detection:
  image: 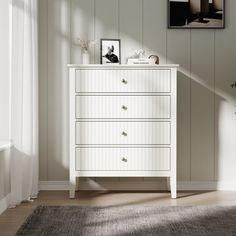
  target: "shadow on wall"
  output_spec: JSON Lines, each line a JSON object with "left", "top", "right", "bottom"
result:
{"left": 38, "top": 0, "right": 236, "bottom": 185}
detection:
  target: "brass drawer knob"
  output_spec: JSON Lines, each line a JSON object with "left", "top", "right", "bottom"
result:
{"left": 122, "top": 157, "right": 127, "bottom": 162}
{"left": 122, "top": 105, "right": 128, "bottom": 110}
{"left": 122, "top": 79, "right": 128, "bottom": 84}
{"left": 122, "top": 131, "right": 127, "bottom": 136}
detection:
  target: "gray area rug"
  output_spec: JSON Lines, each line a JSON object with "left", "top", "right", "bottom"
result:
{"left": 16, "top": 205, "right": 236, "bottom": 236}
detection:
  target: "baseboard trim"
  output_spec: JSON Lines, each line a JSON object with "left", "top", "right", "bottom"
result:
{"left": 178, "top": 181, "right": 217, "bottom": 191}
{"left": 39, "top": 180, "right": 236, "bottom": 191}
{"left": 179, "top": 181, "right": 236, "bottom": 191}
{"left": 39, "top": 181, "right": 70, "bottom": 191}
{"left": 39, "top": 180, "right": 168, "bottom": 191}
{"left": 0, "top": 193, "right": 11, "bottom": 215}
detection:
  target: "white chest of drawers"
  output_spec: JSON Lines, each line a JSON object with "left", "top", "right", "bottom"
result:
{"left": 68, "top": 64, "right": 178, "bottom": 198}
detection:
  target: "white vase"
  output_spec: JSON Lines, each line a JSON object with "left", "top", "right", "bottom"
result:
{"left": 82, "top": 50, "right": 90, "bottom": 64}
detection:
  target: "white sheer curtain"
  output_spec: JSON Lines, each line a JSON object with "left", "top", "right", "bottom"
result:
{"left": 10, "top": 0, "right": 38, "bottom": 206}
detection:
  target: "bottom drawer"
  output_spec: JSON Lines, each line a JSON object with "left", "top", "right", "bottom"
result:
{"left": 75, "top": 147, "right": 170, "bottom": 171}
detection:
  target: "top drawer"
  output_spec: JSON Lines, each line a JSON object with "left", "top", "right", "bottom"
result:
{"left": 75, "top": 69, "right": 171, "bottom": 93}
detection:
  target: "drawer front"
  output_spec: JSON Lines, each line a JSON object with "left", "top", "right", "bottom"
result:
{"left": 75, "top": 95, "right": 171, "bottom": 119}
{"left": 75, "top": 69, "right": 171, "bottom": 93}
{"left": 75, "top": 121, "right": 170, "bottom": 145}
{"left": 75, "top": 147, "right": 170, "bottom": 171}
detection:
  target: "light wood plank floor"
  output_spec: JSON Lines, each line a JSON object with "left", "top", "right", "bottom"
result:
{"left": 1, "top": 191, "right": 236, "bottom": 236}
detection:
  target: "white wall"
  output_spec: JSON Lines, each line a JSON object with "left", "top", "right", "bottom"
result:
{"left": 0, "top": 0, "right": 10, "bottom": 142}
{"left": 39, "top": 0, "right": 236, "bottom": 187}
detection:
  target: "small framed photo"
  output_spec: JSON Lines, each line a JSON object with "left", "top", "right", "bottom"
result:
{"left": 168, "top": 0, "right": 225, "bottom": 29}
{"left": 100, "top": 39, "right": 121, "bottom": 64}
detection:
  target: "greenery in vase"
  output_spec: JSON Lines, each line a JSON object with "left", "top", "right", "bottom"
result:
{"left": 231, "top": 81, "right": 236, "bottom": 88}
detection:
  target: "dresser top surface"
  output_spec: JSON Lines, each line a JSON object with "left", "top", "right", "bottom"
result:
{"left": 67, "top": 64, "right": 179, "bottom": 69}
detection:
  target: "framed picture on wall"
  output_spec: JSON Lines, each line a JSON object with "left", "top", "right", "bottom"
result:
{"left": 100, "top": 39, "right": 121, "bottom": 64}
{"left": 168, "top": 0, "right": 225, "bottom": 29}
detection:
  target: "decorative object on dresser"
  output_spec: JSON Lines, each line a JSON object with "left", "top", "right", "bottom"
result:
{"left": 68, "top": 64, "right": 178, "bottom": 199}
{"left": 148, "top": 55, "right": 160, "bottom": 65}
{"left": 127, "top": 49, "right": 149, "bottom": 65}
{"left": 127, "top": 50, "right": 160, "bottom": 65}
{"left": 100, "top": 39, "right": 121, "bottom": 64}
{"left": 76, "top": 38, "right": 96, "bottom": 64}
{"left": 127, "top": 58, "right": 154, "bottom": 65}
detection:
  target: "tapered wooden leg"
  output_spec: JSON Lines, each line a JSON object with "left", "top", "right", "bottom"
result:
{"left": 167, "top": 177, "right": 171, "bottom": 192}
{"left": 170, "top": 176, "right": 177, "bottom": 199}
{"left": 69, "top": 176, "right": 77, "bottom": 199}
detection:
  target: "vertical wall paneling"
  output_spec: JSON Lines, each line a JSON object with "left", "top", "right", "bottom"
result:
{"left": 71, "top": 0, "right": 95, "bottom": 64}
{"left": 119, "top": 0, "right": 143, "bottom": 64}
{"left": 167, "top": 30, "right": 191, "bottom": 181}
{"left": 143, "top": 0, "right": 167, "bottom": 63}
{"left": 214, "top": 0, "right": 236, "bottom": 182}
{"left": 94, "top": 0, "right": 119, "bottom": 64}
{"left": 39, "top": 0, "right": 48, "bottom": 180}
{"left": 190, "top": 30, "right": 215, "bottom": 181}
{"left": 47, "top": 0, "right": 71, "bottom": 180}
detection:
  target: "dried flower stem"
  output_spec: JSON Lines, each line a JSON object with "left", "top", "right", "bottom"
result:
{"left": 76, "top": 38, "right": 97, "bottom": 51}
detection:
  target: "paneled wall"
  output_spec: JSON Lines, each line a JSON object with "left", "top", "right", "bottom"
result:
{"left": 39, "top": 0, "right": 236, "bottom": 185}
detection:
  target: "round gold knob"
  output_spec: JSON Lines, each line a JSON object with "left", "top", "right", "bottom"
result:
{"left": 122, "top": 105, "right": 128, "bottom": 110}
{"left": 122, "top": 157, "right": 127, "bottom": 162}
{"left": 122, "top": 131, "right": 127, "bottom": 136}
{"left": 122, "top": 79, "right": 128, "bottom": 84}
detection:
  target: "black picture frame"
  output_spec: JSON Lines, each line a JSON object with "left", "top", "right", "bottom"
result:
{"left": 100, "top": 39, "right": 121, "bottom": 64}
{"left": 168, "top": 0, "right": 225, "bottom": 29}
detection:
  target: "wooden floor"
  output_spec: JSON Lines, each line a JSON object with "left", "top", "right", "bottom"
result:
{"left": 1, "top": 190, "right": 236, "bottom": 235}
